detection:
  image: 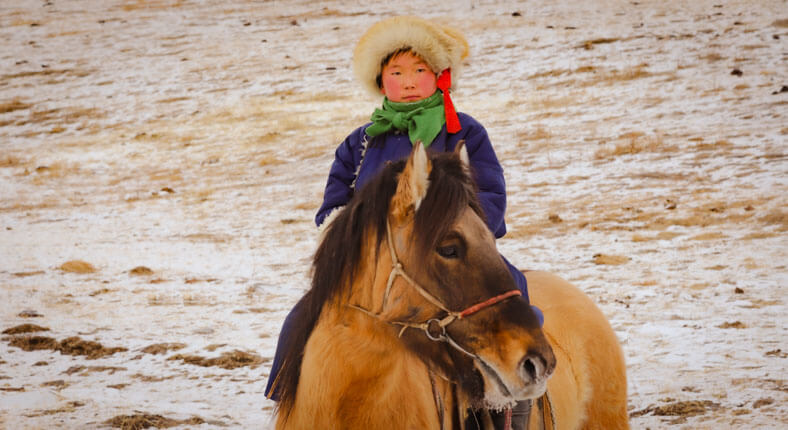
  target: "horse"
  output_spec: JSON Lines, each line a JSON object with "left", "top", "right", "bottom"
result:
{"left": 271, "top": 142, "right": 628, "bottom": 429}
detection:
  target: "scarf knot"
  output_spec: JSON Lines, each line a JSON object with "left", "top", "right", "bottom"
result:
{"left": 365, "top": 91, "right": 445, "bottom": 147}
{"left": 390, "top": 111, "right": 411, "bottom": 130}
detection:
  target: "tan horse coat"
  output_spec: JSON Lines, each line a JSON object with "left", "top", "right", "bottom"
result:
{"left": 526, "top": 271, "right": 629, "bottom": 429}
{"left": 275, "top": 145, "right": 628, "bottom": 429}
{"left": 278, "top": 271, "right": 629, "bottom": 429}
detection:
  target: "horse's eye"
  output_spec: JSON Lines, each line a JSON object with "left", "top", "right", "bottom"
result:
{"left": 437, "top": 245, "right": 459, "bottom": 259}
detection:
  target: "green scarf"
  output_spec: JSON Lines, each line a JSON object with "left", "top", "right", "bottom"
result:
{"left": 365, "top": 91, "right": 445, "bottom": 147}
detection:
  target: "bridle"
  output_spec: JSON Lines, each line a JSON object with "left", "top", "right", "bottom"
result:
{"left": 351, "top": 219, "right": 522, "bottom": 384}
{"left": 349, "top": 219, "right": 525, "bottom": 429}
{"left": 349, "top": 219, "right": 543, "bottom": 430}
{"left": 353, "top": 220, "right": 521, "bottom": 340}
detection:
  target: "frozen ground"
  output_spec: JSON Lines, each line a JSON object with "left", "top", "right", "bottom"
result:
{"left": 1, "top": 0, "right": 786, "bottom": 428}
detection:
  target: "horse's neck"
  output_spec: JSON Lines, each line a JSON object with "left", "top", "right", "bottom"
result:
{"left": 288, "top": 305, "right": 454, "bottom": 429}
{"left": 282, "top": 239, "right": 463, "bottom": 429}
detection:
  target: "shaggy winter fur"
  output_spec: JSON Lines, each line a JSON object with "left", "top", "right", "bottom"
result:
{"left": 353, "top": 16, "right": 469, "bottom": 97}
{"left": 272, "top": 144, "right": 628, "bottom": 429}
{"left": 525, "top": 271, "right": 629, "bottom": 429}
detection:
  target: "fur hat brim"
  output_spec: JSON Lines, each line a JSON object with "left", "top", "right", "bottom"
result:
{"left": 353, "top": 16, "right": 469, "bottom": 97}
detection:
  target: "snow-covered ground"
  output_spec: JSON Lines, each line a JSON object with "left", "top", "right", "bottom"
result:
{"left": 1, "top": 0, "right": 785, "bottom": 428}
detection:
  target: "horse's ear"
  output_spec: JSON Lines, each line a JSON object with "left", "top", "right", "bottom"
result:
{"left": 454, "top": 139, "right": 471, "bottom": 175}
{"left": 391, "top": 142, "right": 432, "bottom": 223}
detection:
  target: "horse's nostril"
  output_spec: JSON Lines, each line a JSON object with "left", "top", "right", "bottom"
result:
{"left": 522, "top": 356, "right": 539, "bottom": 381}
{"left": 521, "top": 351, "right": 554, "bottom": 382}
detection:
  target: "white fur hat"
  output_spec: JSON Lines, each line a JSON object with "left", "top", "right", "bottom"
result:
{"left": 353, "top": 16, "right": 469, "bottom": 97}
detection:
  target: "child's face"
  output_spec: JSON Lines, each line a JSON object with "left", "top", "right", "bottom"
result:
{"left": 379, "top": 52, "right": 438, "bottom": 103}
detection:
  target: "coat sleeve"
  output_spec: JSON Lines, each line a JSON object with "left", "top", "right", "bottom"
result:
{"left": 461, "top": 118, "right": 507, "bottom": 238}
{"left": 314, "top": 128, "right": 364, "bottom": 227}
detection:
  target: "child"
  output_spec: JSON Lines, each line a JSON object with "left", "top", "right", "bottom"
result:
{"left": 266, "top": 16, "right": 540, "bottom": 427}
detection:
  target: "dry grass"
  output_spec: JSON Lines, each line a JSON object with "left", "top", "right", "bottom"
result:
{"left": 129, "top": 266, "right": 154, "bottom": 276}
{"left": 89, "top": 288, "right": 112, "bottom": 297}
{"left": 11, "top": 106, "right": 105, "bottom": 130}
{"left": 28, "top": 161, "right": 84, "bottom": 183}
{"left": 741, "top": 231, "right": 779, "bottom": 240}
{"left": 718, "top": 321, "right": 747, "bottom": 329}
{"left": 594, "top": 131, "right": 677, "bottom": 159}
{"left": 2, "top": 68, "right": 73, "bottom": 80}
{"left": 0, "top": 155, "right": 25, "bottom": 168}
{"left": 498, "top": 220, "right": 547, "bottom": 240}
{"left": 149, "top": 170, "right": 183, "bottom": 183}
{"left": 157, "top": 96, "right": 190, "bottom": 104}
{"left": 700, "top": 52, "right": 726, "bottom": 62}
{"left": 45, "top": 29, "right": 89, "bottom": 38}
{"left": 0, "top": 99, "right": 31, "bottom": 113}
{"left": 40, "top": 380, "right": 69, "bottom": 389}
{"left": 759, "top": 210, "right": 787, "bottom": 229}
{"left": 147, "top": 294, "right": 177, "bottom": 306}
{"left": 523, "top": 192, "right": 775, "bottom": 237}
{"left": 64, "top": 365, "right": 127, "bottom": 376}
{"left": 167, "top": 349, "right": 265, "bottom": 370}
{"left": 7, "top": 335, "right": 127, "bottom": 359}
{"left": 182, "top": 293, "right": 212, "bottom": 306}
{"left": 689, "top": 232, "right": 727, "bottom": 241}
{"left": 292, "top": 201, "right": 318, "bottom": 211}
{"left": 529, "top": 66, "right": 596, "bottom": 80}
{"left": 257, "top": 131, "right": 282, "bottom": 145}
{"left": 119, "top": 0, "right": 187, "bottom": 12}
{"left": 694, "top": 139, "right": 734, "bottom": 151}
{"left": 579, "top": 37, "right": 621, "bottom": 50}
{"left": 13, "top": 270, "right": 45, "bottom": 277}
{"left": 58, "top": 260, "right": 97, "bottom": 274}
{"left": 632, "top": 400, "right": 721, "bottom": 418}
{"left": 3, "top": 324, "right": 50, "bottom": 335}
{"left": 24, "top": 401, "right": 85, "bottom": 418}
{"left": 631, "top": 232, "right": 683, "bottom": 242}
{"left": 141, "top": 342, "right": 186, "bottom": 355}
{"left": 257, "top": 154, "right": 285, "bottom": 167}
{"left": 530, "top": 95, "right": 580, "bottom": 112}
{"left": 529, "top": 63, "right": 653, "bottom": 93}
{"left": 772, "top": 19, "right": 788, "bottom": 28}
{"left": 592, "top": 254, "right": 630, "bottom": 265}
{"left": 546, "top": 63, "right": 660, "bottom": 90}
{"left": 104, "top": 412, "right": 204, "bottom": 430}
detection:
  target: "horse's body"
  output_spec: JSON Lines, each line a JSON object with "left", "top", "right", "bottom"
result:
{"left": 273, "top": 144, "right": 627, "bottom": 429}
{"left": 525, "top": 271, "right": 628, "bottom": 429}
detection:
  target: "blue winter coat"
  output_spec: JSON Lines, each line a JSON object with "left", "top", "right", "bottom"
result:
{"left": 315, "top": 112, "right": 508, "bottom": 238}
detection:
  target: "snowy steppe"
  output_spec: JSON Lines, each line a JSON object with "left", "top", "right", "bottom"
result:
{"left": 1, "top": 0, "right": 786, "bottom": 428}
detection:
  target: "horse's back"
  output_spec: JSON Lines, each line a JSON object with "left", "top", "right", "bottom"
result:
{"left": 525, "top": 271, "right": 629, "bottom": 430}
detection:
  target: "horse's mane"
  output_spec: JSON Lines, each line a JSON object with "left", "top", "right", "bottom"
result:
{"left": 275, "top": 151, "right": 485, "bottom": 416}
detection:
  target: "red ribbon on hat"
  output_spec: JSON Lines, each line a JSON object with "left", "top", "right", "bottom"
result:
{"left": 437, "top": 69, "right": 461, "bottom": 133}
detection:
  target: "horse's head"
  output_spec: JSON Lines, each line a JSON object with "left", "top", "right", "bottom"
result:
{"left": 364, "top": 143, "right": 556, "bottom": 409}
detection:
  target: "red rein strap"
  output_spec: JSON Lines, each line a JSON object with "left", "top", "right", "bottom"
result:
{"left": 458, "top": 290, "right": 522, "bottom": 319}
{"left": 504, "top": 407, "right": 513, "bottom": 430}
{"left": 436, "top": 69, "right": 461, "bottom": 134}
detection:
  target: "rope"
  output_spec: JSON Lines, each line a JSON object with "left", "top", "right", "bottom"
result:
{"left": 458, "top": 290, "right": 521, "bottom": 318}
{"left": 429, "top": 373, "right": 445, "bottom": 430}
{"left": 540, "top": 391, "right": 556, "bottom": 430}
{"left": 385, "top": 222, "right": 451, "bottom": 312}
